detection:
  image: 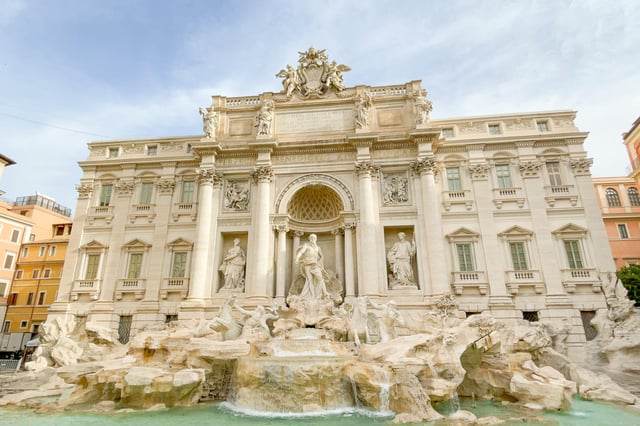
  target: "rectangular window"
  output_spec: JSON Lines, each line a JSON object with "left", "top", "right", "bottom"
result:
{"left": 99, "top": 184, "right": 113, "bottom": 206}
{"left": 127, "top": 253, "right": 143, "bottom": 279}
{"left": 38, "top": 246, "right": 45, "bottom": 257}
{"left": 20, "top": 320, "right": 28, "bottom": 329}
{"left": 186, "top": 144, "right": 193, "bottom": 153}
{"left": 3, "top": 253, "right": 15, "bottom": 269}
{"left": 488, "top": 124, "right": 501, "bottom": 135}
{"left": 118, "top": 315, "right": 133, "bottom": 344}
{"left": 442, "top": 128, "right": 454, "bottom": 138}
{"left": 22, "top": 247, "right": 28, "bottom": 258}
{"left": 108, "top": 147, "right": 119, "bottom": 158}
{"left": 523, "top": 311, "right": 539, "bottom": 322}
{"left": 546, "top": 161, "right": 563, "bottom": 186}
{"left": 509, "top": 242, "right": 529, "bottom": 270}
{"left": 29, "top": 234, "right": 35, "bottom": 242}
{"left": 446, "top": 167, "right": 462, "bottom": 191}
{"left": 139, "top": 182, "right": 154, "bottom": 205}
{"left": 171, "top": 252, "right": 188, "bottom": 277}
{"left": 56, "top": 225, "right": 65, "bottom": 236}
{"left": 537, "top": 121, "right": 549, "bottom": 132}
{"left": 26, "top": 292, "right": 34, "bottom": 305}
{"left": 455, "top": 243, "right": 474, "bottom": 272}
{"left": 181, "top": 181, "right": 195, "bottom": 203}
{"left": 2, "top": 321, "right": 9, "bottom": 333}
{"left": 37, "top": 291, "right": 46, "bottom": 305}
{"left": 43, "top": 269, "right": 51, "bottom": 278}
{"left": 32, "top": 269, "right": 40, "bottom": 279}
{"left": 0, "top": 282, "right": 7, "bottom": 298}
{"left": 10, "top": 229, "right": 20, "bottom": 243}
{"left": 564, "top": 240, "right": 584, "bottom": 269}
{"left": 49, "top": 246, "right": 56, "bottom": 256}
{"left": 7, "top": 293, "right": 18, "bottom": 305}
{"left": 618, "top": 224, "right": 629, "bottom": 239}
{"left": 15, "top": 270, "right": 23, "bottom": 279}
{"left": 495, "top": 164, "right": 512, "bottom": 188}
{"left": 147, "top": 145, "right": 157, "bottom": 156}
{"left": 85, "top": 254, "right": 101, "bottom": 280}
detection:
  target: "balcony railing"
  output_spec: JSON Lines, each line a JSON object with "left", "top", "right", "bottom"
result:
{"left": 504, "top": 270, "right": 544, "bottom": 294}
{"left": 115, "top": 278, "right": 146, "bottom": 300}
{"left": 442, "top": 190, "right": 473, "bottom": 211}
{"left": 544, "top": 185, "right": 578, "bottom": 207}
{"left": 560, "top": 268, "right": 600, "bottom": 293}
{"left": 172, "top": 202, "right": 198, "bottom": 222}
{"left": 70, "top": 279, "right": 101, "bottom": 300}
{"left": 160, "top": 277, "right": 190, "bottom": 299}
{"left": 451, "top": 271, "right": 488, "bottom": 295}
{"left": 492, "top": 187, "right": 525, "bottom": 209}
{"left": 128, "top": 204, "right": 156, "bottom": 223}
{"left": 88, "top": 205, "right": 114, "bottom": 225}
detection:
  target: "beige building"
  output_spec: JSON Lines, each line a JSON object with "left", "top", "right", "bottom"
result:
{"left": 51, "top": 48, "right": 612, "bottom": 355}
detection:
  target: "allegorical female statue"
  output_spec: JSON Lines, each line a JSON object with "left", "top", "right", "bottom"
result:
{"left": 387, "top": 232, "right": 417, "bottom": 288}
{"left": 219, "top": 238, "right": 246, "bottom": 290}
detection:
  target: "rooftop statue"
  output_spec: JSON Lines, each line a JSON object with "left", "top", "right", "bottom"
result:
{"left": 275, "top": 46, "right": 351, "bottom": 99}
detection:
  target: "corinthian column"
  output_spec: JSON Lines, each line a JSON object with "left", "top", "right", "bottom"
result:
{"left": 248, "top": 166, "right": 274, "bottom": 299}
{"left": 355, "top": 161, "right": 381, "bottom": 295}
{"left": 188, "top": 168, "right": 222, "bottom": 300}
{"left": 274, "top": 222, "right": 289, "bottom": 299}
{"left": 343, "top": 223, "right": 356, "bottom": 298}
{"left": 411, "top": 157, "right": 449, "bottom": 295}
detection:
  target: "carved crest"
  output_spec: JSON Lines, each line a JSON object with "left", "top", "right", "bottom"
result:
{"left": 276, "top": 47, "right": 351, "bottom": 99}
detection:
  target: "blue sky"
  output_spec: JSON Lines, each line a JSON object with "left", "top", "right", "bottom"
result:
{"left": 1, "top": 0, "right": 639, "bottom": 213}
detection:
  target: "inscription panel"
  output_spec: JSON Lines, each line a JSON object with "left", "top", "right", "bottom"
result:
{"left": 276, "top": 109, "right": 353, "bottom": 133}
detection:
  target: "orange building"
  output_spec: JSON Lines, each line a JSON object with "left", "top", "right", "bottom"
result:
{"left": 593, "top": 117, "right": 640, "bottom": 269}
{"left": 0, "top": 223, "right": 72, "bottom": 352}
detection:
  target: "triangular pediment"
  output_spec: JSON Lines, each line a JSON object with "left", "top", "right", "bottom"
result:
{"left": 498, "top": 225, "right": 533, "bottom": 238}
{"left": 167, "top": 238, "right": 193, "bottom": 249}
{"left": 123, "top": 238, "right": 151, "bottom": 249}
{"left": 81, "top": 240, "right": 108, "bottom": 250}
{"left": 552, "top": 223, "right": 588, "bottom": 236}
{"left": 446, "top": 227, "right": 479, "bottom": 242}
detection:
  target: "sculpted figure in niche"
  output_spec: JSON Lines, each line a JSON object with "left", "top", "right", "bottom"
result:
{"left": 295, "top": 234, "right": 330, "bottom": 300}
{"left": 383, "top": 175, "right": 409, "bottom": 204}
{"left": 255, "top": 100, "right": 275, "bottom": 136}
{"left": 387, "top": 232, "right": 417, "bottom": 288}
{"left": 198, "top": 107, "right": 218, "bottom": 139}
{"left": 225, "top": 182, "right": 249, "bottom": 210}
{"left": 354, "top": 92, "right": 371, "bottom": 130}
{"left": 218, "top": 238, "right": 246, "bottom": 291}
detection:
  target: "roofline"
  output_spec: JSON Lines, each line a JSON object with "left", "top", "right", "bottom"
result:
{"left": 622, "top": 116, "right": 640, "bottom": 141}
{"left": 0, "top": 153, "right": 16, "bottom": 166}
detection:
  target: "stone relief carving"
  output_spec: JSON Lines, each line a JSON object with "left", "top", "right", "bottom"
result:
{"left": 459, "top": 121, "right": 484, "bottom": 133}
{"left": 224, "top": 181, "right": 250, "bottom": 211}
{"left": 569, "top": 158, "right": 593, "bottom": 176}
{"left": 468, "top": 163, "right": 491, "bottom": 180}
{"left": 505, "top": 118, "right": 534, "bottom": 130}
{"left": 255, "top": 100, "right": 275, "bottom": 136}
{"left": 76, "top": 183, "right": 94, "bottom": 198}
{"left": 387, "top": 232, "right": 417, "bottom": 289}
{"left": 383, "top": 173, "right": 409, "bottom": 204}
{"left": 123, "top": 144, "right": 144, "bottom": 154}
{"left": 518, "top": 160, "right": 542, "bottom": 178}
{"left": 199, "top": 107, "right": 218, "bottom": 139}
{"left": 354, "top": 92, "right": 372, "bottom": 130}
{"left": 218, "top": 238, "right": 246, "bottom": 291}
{"left": 275, "top": 47, "right": 351, "bottom": 99}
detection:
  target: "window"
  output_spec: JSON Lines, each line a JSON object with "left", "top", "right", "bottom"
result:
{"left": 580, "top": 311, "right": 597, "bottom": 341}
{"left": 165, "top": 314, "right": 178, "bottom": 324}
{"left": 488, "top": 124, "right": 501, "bottom": 135}
{"left": 2, "top": 322, "right": 9, "bottom": 333}
{"left": 108, "top": 147, "right": 119, "bottom": 158}
{"left": 628, "top": 188, "right": 640, "bottom": 206}
{"left": 446, "top": 167, "right": 462, "bottom": 191}
{"left": 171, "top": 252, "right": 188, "bottom": 277}
{"left": 15, "top": 270, "right": 23, "bottom": 279}
{"left": 127, "top": 253, "right": 143, "bottom": 279}
{"left": 32, "top": 269, "right": 40, "bottom": 279}
{"left": 186, "top": 144, "right": 193, "bottom": 153}
{"left": 38, "top": 246, "right": 46, "bottom": 257}
{"left": 20, "top": 320, "right": 28, "bottom": 329}
{"left": 37, "top": 291, "right": 46, "bottom": 305}
{"left": 99, "top": 184, "right": 113, "bottom": 206}
{"left": 49, "top": 246, "right": 56, "bottom": 256}
{"left": 442, "top": 128, "right": 454, "bottom": 138}
{"left": 26, "top": 292, "right": 34, "bottom": 305}
{"left": 10, "top": 229, "right": 20, "bottom": 243}
{"left": 55, "top": 225, "right": 65, "bottom": 236}
{"left": 618, "top": 224, "right": 629, "bottom": 239}
{"left": 118, "top": 315, "right": 132, "bottom": 344}
{"left": 0, "top": 282, "right": 7, "bottom": 298}
{"left": 606, "top": 188, "right": 621, "bottom": 207}
{"left": 509, "top": 242, "right": 529, "bottom": 270}
{"left": 147, "top": 145, "right": 158, "bottom": 156}
{"left": 85, "top": 254, "right": 101, "bottom": 280}
{"left": 537, "top": 121, "right": 549, "bottom": 132}
{"left": 181, "top": 181, "right": 195, "bottom": 203}
{"left": 3, "top": 253, "right": 15, "bottom": 269}
{"left": 139, "top": 182, "right": 154, "bottom": 205}
{"left": 495, "top": 164, "right": 512, "bottom": 188}
{"left": 455, "top": 243, "right": 475, "bottom": 272}
{"left": 22, "top": 247, "right": 28, "bottom": 258}
{"left": 7, "top": 293, "right": 18, "bottom": 305}
{"left": 564, "top": 240, "right": 584, "bottom": 269}
{"left": 29, "top": 234, "right": 35, "bottom": 242}
{"left": 546, "top": 161, "right": 563, "bottom": 186}
{"left": 43, "top": 269, "right": 51, "bottom": 278}
{"left": 522, "top": 311, "right": 539, "bottom": 322}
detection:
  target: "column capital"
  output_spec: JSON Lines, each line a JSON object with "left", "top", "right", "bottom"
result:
{"left": 115, "top": 179, "right": 135, "bottom": 197}
{"left": 342, "top": 222, "right": 357, "bottom": 230}
{"left": 569, "top": 157, "right": 593, "bottom": 176}
{"left": 467, "top": 162, "right": 491, "bottom": 180}
{"left": 410, "top": 157, "right": 437, "bottom": 175}
{"left": 354, "top": 161, "right": 380, "bottom": 176}
{"left": 273, "top": 222, "right": 289, "bottom": 233}
{"left": 197, "top": 167, "right": 223, "bottom": 185}
{"left": 251, "top": 165, "right": 274, "bottom": 183}
{"left": 292, "top": 230, "right": 305, "bottom": 238}
{"left": 518, "top": 160, "right": 542, "bottom": 178}
{"left": 156, "top": 178, "right": 176, "bottom": 194}
{"left": 331, "top": 227, "right": 344, "bottom": 236}
{"left": 76, "top": 183, "right": 94, "bottom": 198}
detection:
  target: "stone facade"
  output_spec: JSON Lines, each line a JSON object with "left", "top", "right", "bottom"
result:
{"left": 50, "top": 49, "right": 613, "bottom": 358}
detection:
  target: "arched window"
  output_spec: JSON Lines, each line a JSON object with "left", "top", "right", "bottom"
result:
{"left": 628, "top": 187, "right": 640, "bottom": 206}
{"left": 606, "top": 188, "right": 621, "bottom": 207}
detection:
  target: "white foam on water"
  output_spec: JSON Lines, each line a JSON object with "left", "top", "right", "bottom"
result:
{"left": 219, "top": 402, "right": 393, "bottom": 419}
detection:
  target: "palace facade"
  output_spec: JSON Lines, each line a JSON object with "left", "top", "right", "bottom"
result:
{"left": 50, "top": 49, "right": 614, "bottom": 355}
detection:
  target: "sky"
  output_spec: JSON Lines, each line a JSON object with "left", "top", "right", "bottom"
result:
{"left": 1, "top": 0, "right": 639, "bottom": 214}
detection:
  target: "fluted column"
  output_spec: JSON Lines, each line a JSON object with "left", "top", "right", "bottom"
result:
{"left": 274, "top": 222, "right": 289, "bottom": 299}
{"left": 343, "top": 223, "right": 356, "bottom": 297}
{"left": 188, "top": 168, "right": 222, "bottom": 300}
{"left": 411, "top": 158, "right": 449, "bottom": 295}
{"left": 248, "top": 166, "right": 273, "bottom": 298}
{"left": 355, "top": 161, "right": 380, "bottom": 295}
{"left": 332, "top": 227, "right": 344, "bottom": 283}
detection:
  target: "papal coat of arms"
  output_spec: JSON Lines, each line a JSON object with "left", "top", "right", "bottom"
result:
{"left": 276, "top": 47, "right": 351, "bottom": 98}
